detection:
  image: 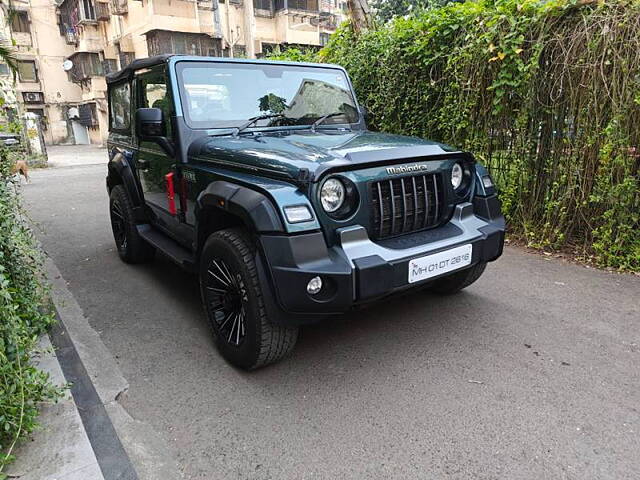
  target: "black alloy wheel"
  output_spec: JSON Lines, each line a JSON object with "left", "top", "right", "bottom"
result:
{"left": 204, "top": 258, "right": 247, "bottom": 347}
{"left": 108, "top": 185, "right": 155, "bottom": 264}
{"left": 199, "top": 228, "right": 298, "bottom": 369}
{"left": 110, "top": 197, "right": 127, "bottom": 251}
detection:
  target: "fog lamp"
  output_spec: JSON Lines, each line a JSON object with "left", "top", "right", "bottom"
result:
{"left": 307, "top": 276, "right": 323, "bottom": 295}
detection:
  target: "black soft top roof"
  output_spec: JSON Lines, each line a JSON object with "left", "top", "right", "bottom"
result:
{"left": 106, "top": 54, "right": 174, "bottom": 84}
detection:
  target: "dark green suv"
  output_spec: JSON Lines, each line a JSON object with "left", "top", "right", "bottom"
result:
{"left": 106, "top": 55, "right": 505, "bottom": 369}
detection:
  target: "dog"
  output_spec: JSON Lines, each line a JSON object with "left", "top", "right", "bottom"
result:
{"left": 12, "top": 159, "right": 30, "bottom": 183}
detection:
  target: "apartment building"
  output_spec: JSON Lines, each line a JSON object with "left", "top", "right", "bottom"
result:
{"left": 5, "top": 0, "right": 346, "bottom": 145}
{"left": 3, "top": 0, "right": 85, "bottom": 144}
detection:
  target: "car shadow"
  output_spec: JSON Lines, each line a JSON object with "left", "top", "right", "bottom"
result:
{"left": 137, "top": 252, "right": 498, "bottom": 383}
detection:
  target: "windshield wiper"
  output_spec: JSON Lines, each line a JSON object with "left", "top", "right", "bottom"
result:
{"left": 310, "top": 112, "right": 345, "bottom": 132}
{"left": 234, "top": 113, "right": 285, "bottom": 137}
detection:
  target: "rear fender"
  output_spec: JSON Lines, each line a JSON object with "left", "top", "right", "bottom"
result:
{"left": 107, "top": 151, "right": 146, "bottom": 222}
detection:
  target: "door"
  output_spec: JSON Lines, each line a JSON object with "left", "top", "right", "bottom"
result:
{"left": 134, "top": 67, "right": 181, "bottom": 237}
{"left": 71, "top": 120, "right": 90, "bottom": 144}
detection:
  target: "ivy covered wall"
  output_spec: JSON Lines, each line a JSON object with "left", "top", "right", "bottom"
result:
{"left": 274, "top": 0, "right": 640, "bottom": 270}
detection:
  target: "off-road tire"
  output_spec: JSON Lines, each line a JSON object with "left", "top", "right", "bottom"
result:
{"left": 109, "top": 185, "right": 155, "bottom": 264}
{"left": 430, "top": 262, "right": 487, "bottom": 295}
{"left": 199, "top": 228, "right": 298, "bottom": 370}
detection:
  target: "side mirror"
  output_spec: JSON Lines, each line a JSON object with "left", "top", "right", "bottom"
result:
{"left": 136, "top": 108, "right": 166, "bottom": 138}
{"left": 135, "top": 108, "right": 174, "bottom": 158}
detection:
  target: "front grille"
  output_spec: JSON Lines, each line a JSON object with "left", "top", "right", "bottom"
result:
{"left": 370, "top": 173, "right": 445, "bottom": 239}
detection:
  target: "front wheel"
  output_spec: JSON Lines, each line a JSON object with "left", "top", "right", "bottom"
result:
{"left": 430, "top": 262, "right": 487, "bottom": 295}
{"left": 199, "top": 228, "right": 298, "bottom": 370}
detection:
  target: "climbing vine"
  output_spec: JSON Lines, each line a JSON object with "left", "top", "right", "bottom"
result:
{"left": 0, "top": 150, "right": 61, "bottom": 475}
{"left": 273, "top": 0, "right": 640, "bottom": 270}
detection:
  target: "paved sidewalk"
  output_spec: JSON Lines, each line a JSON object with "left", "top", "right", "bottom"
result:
{"left": 46, "top": 145, "right": 107, "bottom": 168}
{"left": 5, "top": 255, "right": 181, "bottom": 480}
{"left": 5, "top": 337, "right": 104, "bottom": 480}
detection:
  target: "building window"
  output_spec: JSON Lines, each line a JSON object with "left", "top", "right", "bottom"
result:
{"left": 254, "top": 0, "right": 274, "bottom": 13}
{"left": 276, "top": 0, "right": 318, "bottom": 10}
{"left": 80, "top": 0, "right": 96, "bottom": 21}
{"left": 17, "top": 60, "right": 38, "bottom": 82}
{"left": 68, "top": 53, "right": 103, "bottom": 82}
{"left": 102, "top": 59, "right": 118, "bottom": 75}
{"left": 79, "top": 103, "right": 99, "bottom": 127}
{"left": 109, "top": 83, "right": 131, "bottom": 130}
{"left": 146, "top": 30, "right": 222, "bottom": 57}
{"left": 320, "top": 32, "right": 330, "bottom": 46}
{"left": 11, "top": 11, "right": 30, "bottom": 33}
{"left": 0, "top": 63, "right": 9, "bottom": 76}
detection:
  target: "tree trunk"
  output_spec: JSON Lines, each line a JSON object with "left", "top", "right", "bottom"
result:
{"left": 347, "top": 0, "right": 372, "bottom": 32}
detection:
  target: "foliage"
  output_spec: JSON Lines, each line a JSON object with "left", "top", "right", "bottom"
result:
{"left": 273, "top": 0, "right": 640, "bottom": 270}
{"left": 0, "top": 149, "right": 61, "bottom": 475}
{"left": 370, "top": 0, "right": 455, "bottom": 22}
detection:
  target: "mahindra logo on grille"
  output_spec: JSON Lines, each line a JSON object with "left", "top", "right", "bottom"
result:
{"left": 386, "top": 164, "right": 430, "bottom": 175}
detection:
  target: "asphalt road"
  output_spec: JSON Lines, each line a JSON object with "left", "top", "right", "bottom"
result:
{"left": 23, "top": 160, "right": 640, "bottom": 480}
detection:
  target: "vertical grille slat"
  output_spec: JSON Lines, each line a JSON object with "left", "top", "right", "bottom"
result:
{"left": 422, "top": 175, "right": 430, "bottom": 229}
{"left": 411, "top": 176, "right": 419, "bottom": 230}
{"left": 376, "top": 182, "right": 385, "bottom": 238}
{"left": 432, "top": 173, "right": 440, "bottom": 222}
{"left": 400, "top": 177, "right": 407, "bottom": 233}
{"left": 388, "top": 179, "right": 396, "bottom": 235}
{"left": 370, "top": 172, "right": 445, "bottom": 240}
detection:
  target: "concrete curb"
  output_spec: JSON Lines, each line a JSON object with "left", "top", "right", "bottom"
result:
{"left": 4, "top": 336, "right": 104, "bottom": 480}
{"left": 44, "top": 257, "right": 183, "bottom": 480}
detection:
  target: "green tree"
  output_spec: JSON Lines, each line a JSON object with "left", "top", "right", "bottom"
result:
{"left": 370, "top": 0, "right": 456, "bottom": 22}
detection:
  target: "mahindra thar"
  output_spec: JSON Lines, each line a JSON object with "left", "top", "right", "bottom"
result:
{"left": 106, "top": 55, "right": 505, "bottom": 369}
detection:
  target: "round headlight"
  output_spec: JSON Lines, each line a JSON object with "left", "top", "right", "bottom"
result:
{"left": 451, "top": 163, "right": 463, "bottom": 190}
{"left": 320, "top": 178, "right": 345, "bottom": 213}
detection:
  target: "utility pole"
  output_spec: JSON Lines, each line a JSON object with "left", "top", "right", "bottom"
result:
{"left": 243, "top": 0, "right": 256, "bottom": 58}
{"left": 225, "top": 0, "right": 233, "bottom": 57}
{"left": 212, "top": 0, "right": 223, "bottom": 56}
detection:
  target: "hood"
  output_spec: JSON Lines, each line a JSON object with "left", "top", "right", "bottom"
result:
{"left": 189, "top": 130, "right": 460, "bottom": 181}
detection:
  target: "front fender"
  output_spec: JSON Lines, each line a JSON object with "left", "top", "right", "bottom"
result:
{"left": 196, "top": 181, "right": 285, "bottom": 233}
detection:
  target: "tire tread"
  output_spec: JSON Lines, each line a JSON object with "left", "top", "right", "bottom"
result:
{"left": 206, "top": 228, "right": 297, "bottom": 369}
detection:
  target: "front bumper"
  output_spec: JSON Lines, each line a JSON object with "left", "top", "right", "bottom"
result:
{"left": 259, "top": 196, "right": 505, "bottom": 321}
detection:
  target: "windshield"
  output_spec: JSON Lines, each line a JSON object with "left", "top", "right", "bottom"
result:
{"left": 176, "top": 61, "right": 360, "bottom": 130}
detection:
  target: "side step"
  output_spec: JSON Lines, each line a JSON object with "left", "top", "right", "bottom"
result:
{"left": 136, "top": 224, "right": 196, "bottom": 272}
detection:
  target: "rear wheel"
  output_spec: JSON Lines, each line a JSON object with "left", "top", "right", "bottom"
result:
{"left": 199, "top": 228, "right": 298, "bottom": 370}
{"left": 430, "top": 262, "right": 487, "bottom": 295}
{"left": 109, "top": 185, "right": 155, "bottom": 264}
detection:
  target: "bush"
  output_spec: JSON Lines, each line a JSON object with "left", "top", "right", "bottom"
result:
{"left": 274, "top": 0, "right": 640, "bottom": 270}
{"left": 0, "top": 150, "right": 60, "bottom": 474}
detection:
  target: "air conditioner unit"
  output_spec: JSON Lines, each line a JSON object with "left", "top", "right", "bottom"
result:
{"left": 23, "top": 91, "right": 44, "bottom": 104}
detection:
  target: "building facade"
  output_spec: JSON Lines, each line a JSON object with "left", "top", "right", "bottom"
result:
{"left": 3, "top": 0, "right": 86, "bottom": 144}
{"left": 5, "top": 0, "right": 346, "bottom": 145}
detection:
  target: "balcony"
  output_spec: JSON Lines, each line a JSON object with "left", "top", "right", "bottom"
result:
{"left": 311, "top": 11, "right": 337, "bottom": 29}
{"left": 146, "top": 30, "right": 222, "bottom": 57}
{"left": 254, "top": 0, "right": 274, "bottom": 17}
{"left": 102, "top": 59, "right": 118, "bottom": 75}
{"left": 275, "top": 0, "right": 318, "bottom": 11}
{"left": 59, "top": 0, "right": 98, "bottom": 44}
{"left": 96, "top": 1, "right": 110, "bottom": 20}
{"left": 67, "top": 52, "right": 103, "bottom": 83}
{"left": 111, "top": 0, "right": 128, "bottom": 15}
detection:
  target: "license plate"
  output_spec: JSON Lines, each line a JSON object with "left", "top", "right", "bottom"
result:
{"left": 408, "top": 244, "right": 473, "bottom": 284}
